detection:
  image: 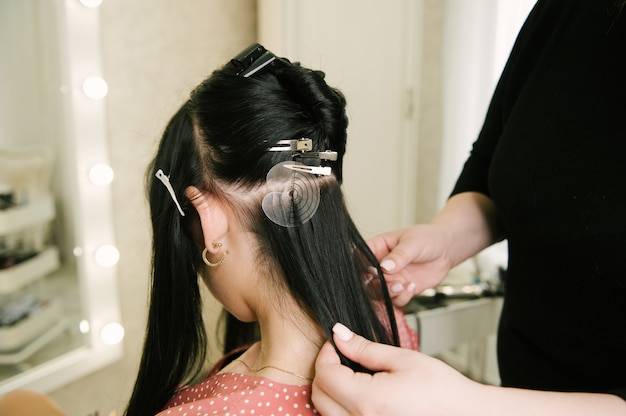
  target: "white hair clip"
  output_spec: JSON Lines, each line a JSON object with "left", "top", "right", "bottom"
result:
{"left": 155, "top": 169, "right": 185, "bottom": 216}
{"left": 283, "top": 164, "right": 332, "bottom": 176}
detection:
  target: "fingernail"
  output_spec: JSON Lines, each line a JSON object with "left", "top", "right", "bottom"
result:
{"left": 367, "top": 266, "right": 378, "bottom": 275}
{"left": 406, "top": 282, "right": 416, "bottom": 293}
{"left": 390, "top": 283, "right": 404, "bottom": 293}
{"left": 380, "top": 259, "right": 396, "bottom": 272}
{"left": 332, "top": 323, "right": 354, "bottom": 342}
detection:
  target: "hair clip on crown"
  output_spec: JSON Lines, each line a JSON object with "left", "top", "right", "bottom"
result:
{"left": 231, "top": 44, "right": 290, "bottom": 78}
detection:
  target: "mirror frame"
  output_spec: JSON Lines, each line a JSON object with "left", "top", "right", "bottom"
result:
{"left": 0, "top": 0, "right": 122, "bottom": 394}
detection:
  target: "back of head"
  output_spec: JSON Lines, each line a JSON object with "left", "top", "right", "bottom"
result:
{"left": 125, "top": 44, "right": 398, "bottom": 416}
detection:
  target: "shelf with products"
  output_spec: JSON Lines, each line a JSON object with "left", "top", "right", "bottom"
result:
{"left": 0, "top": 246, "right": 60, "bottom": 295}
{"left": 0, "top": 297, "right": 63, "bottom": 358}
{"left": 0, "top": 267, "right": 84, "bottom": 372}
{"left": 0, "top": 155, "right": 64, "bottom": 365}
{"left": 0, "top": 194, "right": 55, "bottom": 236}
{"left": 0, "top": 188, "right": 60, "bottom": 293}
{"left": 0, "top": 253, "right": 66, "bottom": 366}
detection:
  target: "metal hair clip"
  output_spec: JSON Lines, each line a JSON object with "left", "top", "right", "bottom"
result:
{"left": 297, "top": 150, "right": 338, "bottom": 162}
{"left": 267, "top": 138, "right": 338, "bottom": 176}
{"left": 269, "top": 139, "right": 313, "bottom": 152}
{"left": 155, "top": 169, "right": 185, "bottom": 216}
{"left": 283, "top": 164, "right": 332, "bottom": 176}
{"left": 231, "top": 43, "right": 289, "bottom": 78}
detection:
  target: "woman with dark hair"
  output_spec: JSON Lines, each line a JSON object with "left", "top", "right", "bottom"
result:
{"left": 124, "top": 44, "right": 417, "bottom": 416}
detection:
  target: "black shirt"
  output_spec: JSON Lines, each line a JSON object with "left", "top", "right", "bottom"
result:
{"left": 452, "top": 0, "right": 626, "bottom": 399}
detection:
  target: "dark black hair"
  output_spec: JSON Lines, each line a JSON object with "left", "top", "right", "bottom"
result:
{"left": 125, "top": 45, "right": 399, "bottom": 416}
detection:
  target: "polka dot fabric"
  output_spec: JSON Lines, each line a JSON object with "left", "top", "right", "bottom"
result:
{"left": 395, "top": 308, "right": 419, "bottom": 351}
{"left": 157, "top": 373, "right": 316, "bottom": 416}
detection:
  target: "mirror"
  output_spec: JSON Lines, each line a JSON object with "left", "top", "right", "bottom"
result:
{"left": 0, "top": 0, "right": 122, "bottom": 394}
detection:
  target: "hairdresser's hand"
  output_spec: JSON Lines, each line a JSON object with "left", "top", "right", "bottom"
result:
{"left": 368, "top": 224, "right": 453, "bottom": 306}
{"left": 312, "top": 323, "right": 481, "bottom": 416}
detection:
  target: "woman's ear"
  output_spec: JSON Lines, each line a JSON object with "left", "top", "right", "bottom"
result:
{"left": 185, "top": 186, "right": 229, "bottom": 253}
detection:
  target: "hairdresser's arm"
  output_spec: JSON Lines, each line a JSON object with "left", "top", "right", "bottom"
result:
{"left": 369, "top": 192, "right": 503, "bottom": 304}
{"left": 312, "top": 324, "right": 626, "bottom": 416}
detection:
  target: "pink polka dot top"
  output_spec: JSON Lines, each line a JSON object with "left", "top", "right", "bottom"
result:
{"left": 157, "top": 372, "right": 316, "bottom": 416}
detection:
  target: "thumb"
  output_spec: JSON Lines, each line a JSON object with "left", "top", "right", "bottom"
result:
{"left": 331, "top": 323, "right": 407, "bottom": 373}
{"left": 379, "top": 244, "right": 415, "bottom": 275}
{"left": 367, "top": 231, "right": 408, "bottom": 275}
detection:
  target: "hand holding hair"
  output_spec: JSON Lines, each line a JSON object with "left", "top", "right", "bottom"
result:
{"left": 312, "top": 323, "right": 481, "bottom": 416}
{"left": 367, "top": 223, "right": 455, "bottom": 306}
{"left": 368, "top": 192, "right": 504, "bottom": 307}
{"left": 313, "top": 324, "right": 626, "bottom": 416}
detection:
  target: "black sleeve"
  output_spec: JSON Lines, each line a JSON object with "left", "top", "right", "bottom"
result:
{"left": 608, "top": 388, "right": 626, "bottom": 402}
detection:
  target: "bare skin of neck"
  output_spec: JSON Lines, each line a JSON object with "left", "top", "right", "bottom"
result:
{"left": 220, "top": 296, "right": 325, "bottom": 385}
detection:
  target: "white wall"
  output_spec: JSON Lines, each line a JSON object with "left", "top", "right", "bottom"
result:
{"left": 0, "top": 0, "right": 62, "bottom": 150}
{"left": 439, "top": 0, "right": 537, "bottom": 204}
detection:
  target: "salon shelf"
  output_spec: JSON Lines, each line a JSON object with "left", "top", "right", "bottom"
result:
{"left": 0, "top": 298, "right": 62, "bottom": 354}
{"left": 0, "top": 194, "right": 55, "bottom": 235}
{"left": 0, "top": 247, "right": 60, "bottom": 294}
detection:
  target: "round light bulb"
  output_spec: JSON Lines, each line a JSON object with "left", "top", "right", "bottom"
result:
{"left": 82, "top": 76, "right": 108, "bottom": 99}
{"left": 95, "top": 245, "right": 119, "bottom": 267}
{"left": 100, "top": 322, "right": 124, "bottom": 345}
{"left": 79, "top": 320, "right": 91, "bottom": 334}
{"left": 89, "top": 163, "right": 114, "bottom": 186}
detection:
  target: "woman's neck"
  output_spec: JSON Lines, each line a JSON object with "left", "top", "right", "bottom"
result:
{"left": 224, "top": 306, "right": 325, "bottom": 385}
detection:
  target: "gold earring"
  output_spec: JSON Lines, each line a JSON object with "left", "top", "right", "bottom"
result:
{"left": 202, "top": 247, "right": 226, "bottom": 267}
{"left": 212, "top": 242, "right": 222, "bottom": 249}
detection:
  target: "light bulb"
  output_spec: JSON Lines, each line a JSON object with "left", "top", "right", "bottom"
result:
{"left": 79, "top": 320, "right": 91, "bottom": 334}
{"left": 100, "top": 322, "right": 124, "bottom": 345}
{"left": 89, "top": 163, "right": 114, "bottom": 186}
{"left": 82, "top": 76, "right": 108, "bottom": 99}
{"left": 95, "top": 245, "right": 119, "bottom": 267}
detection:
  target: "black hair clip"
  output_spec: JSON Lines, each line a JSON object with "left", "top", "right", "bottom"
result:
{"left": 231, "top": 43, "right": 289, "bottom": 78}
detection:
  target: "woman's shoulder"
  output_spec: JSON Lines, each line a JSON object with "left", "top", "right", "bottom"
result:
{"left": 158, "top": 372, "right": 317, "bottom": 416}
